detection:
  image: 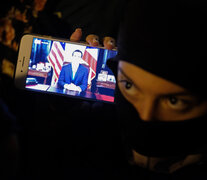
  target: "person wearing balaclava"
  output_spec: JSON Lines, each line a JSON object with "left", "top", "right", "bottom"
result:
{"left": 113, "top": 0, "right": 207, "bottom": 178}
{"left": 67, "top": 0, "right": 207, "bottom": 178}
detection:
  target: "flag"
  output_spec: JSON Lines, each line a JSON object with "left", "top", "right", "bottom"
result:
{"left": 82, "top": 48, "right": 98, "bottom": 86}
{"left": 47, "top": 41, "right": 64, "bottom": 86}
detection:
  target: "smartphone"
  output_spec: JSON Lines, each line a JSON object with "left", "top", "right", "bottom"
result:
{"left": 15, "top": 34, "right": 117, "bottom": 103}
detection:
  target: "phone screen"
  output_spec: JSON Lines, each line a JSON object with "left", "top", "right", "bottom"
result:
{"left": 25, "top": 38, "right": 117, "bottom": 103}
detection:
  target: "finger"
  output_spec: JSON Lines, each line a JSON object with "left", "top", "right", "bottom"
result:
{"left": 103, "top": 37, "right": 116, "bottom": 50}
{"left": 86, "top": 34, "right": 100, "bottom": 47}
{"left": 70, "top": 28, "right": 82, "bottom": 42}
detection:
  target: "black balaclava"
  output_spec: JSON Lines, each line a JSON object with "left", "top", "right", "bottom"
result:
{"left": 111, "top": 0, "right": 207, "bottom": 159}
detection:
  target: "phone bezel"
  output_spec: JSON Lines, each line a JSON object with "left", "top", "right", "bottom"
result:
{"left": 15, "top": 33, "right": 117, "bottom": 104}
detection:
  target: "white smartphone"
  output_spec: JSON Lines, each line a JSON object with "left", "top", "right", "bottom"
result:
{"left": 15, "top": 34, "right": 117, "bottom": 103}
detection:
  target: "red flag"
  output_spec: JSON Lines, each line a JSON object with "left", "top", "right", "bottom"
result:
{"left": 82, "top": 48, "right": 98, "bottom": 83}
{"left": 47, "top": 41, "right": 64, "bottom": 85}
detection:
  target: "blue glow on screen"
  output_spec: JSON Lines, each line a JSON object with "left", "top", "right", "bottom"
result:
{"left": 25, "top": 38, "right": 117, "bottom": 102}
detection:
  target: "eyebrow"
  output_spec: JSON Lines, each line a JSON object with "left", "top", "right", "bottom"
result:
{"left": 118, "top": 66, "right": 196, "bottom": 98}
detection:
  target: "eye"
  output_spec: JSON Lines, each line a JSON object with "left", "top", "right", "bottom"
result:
{"left": 165, "top": 96, "right": 189, "bottom": 111}
{"left": 117, "top": 69, "right": 140, "bottom": 99}
{"left": 119, "top": 80, "right": 133, "bottom": 90}
{"left": 118, "top": 79, "right": 140, "bottom": 100}
{"left": 169, "top": 96, "right": 178, "bottom": 105}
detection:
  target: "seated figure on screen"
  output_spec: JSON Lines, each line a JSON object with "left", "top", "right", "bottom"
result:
{"left": 58, "top": 50, "right": 89, "bottom": 92}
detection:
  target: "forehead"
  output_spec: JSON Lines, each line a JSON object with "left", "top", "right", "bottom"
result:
{"left": 118, "top": 61, "right": 187, "bottom": 96}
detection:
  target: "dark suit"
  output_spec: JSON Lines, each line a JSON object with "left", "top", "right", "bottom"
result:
{"left": 58, "top": 63, "right": 89, "bottom": 91}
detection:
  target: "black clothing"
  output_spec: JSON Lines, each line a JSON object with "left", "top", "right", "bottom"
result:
{"left": 13, "top": 94, "right": 207, "bottom": 180}
{"left": 116, "top": 0, "right": 207, "bottom": 97}
{"left": 0, "top": 97, "right": 17, "bottom": 179}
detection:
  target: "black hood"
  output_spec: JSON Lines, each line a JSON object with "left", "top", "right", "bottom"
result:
{"left": 114, "top": 0, "right": 207, "bottom": 97}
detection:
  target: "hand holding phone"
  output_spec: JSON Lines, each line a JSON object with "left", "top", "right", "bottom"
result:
{"left": 15, "top": 33, "right": 117, "bottom": 103}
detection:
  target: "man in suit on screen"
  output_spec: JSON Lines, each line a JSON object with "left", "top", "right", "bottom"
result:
{"left": 58, "top": 49, "right": 89, "bottom": 92}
